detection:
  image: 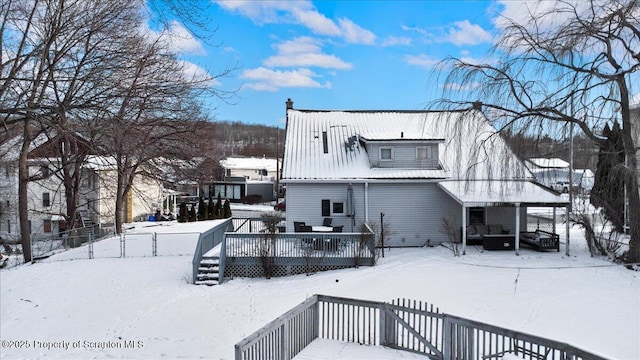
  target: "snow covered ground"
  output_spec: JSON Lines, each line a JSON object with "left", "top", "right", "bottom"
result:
{"left": 1, "top": 220, "right": 638, "bottom": 360}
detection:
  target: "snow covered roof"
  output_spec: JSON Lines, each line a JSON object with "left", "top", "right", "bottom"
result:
{"left": 526, "top": 158, "right": 569, "bottom": 169}
{"left": 83, "top": 155, "right": 117, "bottom": 170}
{"left": 438, "top": 180, "right": 568, "bottom": 207}
{"left": 282, "top": 109, "right": 533, "bottom": 181}
{"left": 220, "top": 156, "right": 279, "bottom": 172}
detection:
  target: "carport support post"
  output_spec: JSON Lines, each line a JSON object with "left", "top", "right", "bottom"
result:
{"left": 565, "top": 206, "right": 570, "bottom": 256}
{"left": 515, "top": 203, "right": 520, "bottom": 256}
{"left": 552, "top": 207, "right": 557, "bottom": 234}
{"left": 462, "top": 205, "right": 467, "bottom": 255}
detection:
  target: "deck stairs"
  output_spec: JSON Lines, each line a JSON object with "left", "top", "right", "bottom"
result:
{"left": 76, "top": 209, "right": 94, "bottom": 228}
{"left": 196, "top": 256, "right": 221, "bottom": 285}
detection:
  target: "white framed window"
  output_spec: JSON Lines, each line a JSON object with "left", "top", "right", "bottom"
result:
{"left": 379, "top": 147, "right": 394, "bottom": 161}
{"left": 416, "top": 146, "right": 432, "bottom": 160}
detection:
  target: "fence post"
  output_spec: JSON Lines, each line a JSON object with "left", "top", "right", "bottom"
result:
{"left": 88, "top": 229, "right": 94, "bottom": 259}
{"left": 152, "top": 232, "right": 157, "bottom": 256}
{"left": 379, "top": 303, "right": 395, "bottom": 347}
{"left": 120, "top": 233, "right": 125, "bottom": 258}
{"left": 443, "top": 315, "right": 452, "bottom": 360}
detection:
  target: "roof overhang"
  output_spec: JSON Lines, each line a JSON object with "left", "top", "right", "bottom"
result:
{"left": 438, "top": 180, "right": 569, "bottom": 207}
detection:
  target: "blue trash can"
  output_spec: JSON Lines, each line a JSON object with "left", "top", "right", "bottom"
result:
{"left": 148, "top": 215, "right": 155, "bottom": 222}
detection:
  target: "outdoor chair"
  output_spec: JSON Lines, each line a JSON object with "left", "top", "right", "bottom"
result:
{"left": 294, "top": 222, "right": 306, "bottom": 232}
{"left": 332, "top": 225, "right": 343, "bottom": 233}
{"left": 323, "top": 217, "right": 333, "bottom": 227}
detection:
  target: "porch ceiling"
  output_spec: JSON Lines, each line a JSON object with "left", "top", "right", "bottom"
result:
{"left": 438, "top": 180, "right": 569, "bottom": 208}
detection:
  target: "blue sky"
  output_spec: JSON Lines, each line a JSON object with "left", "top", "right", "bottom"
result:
{"left": 165, "top": 1, "right": 509, "bottom": 127}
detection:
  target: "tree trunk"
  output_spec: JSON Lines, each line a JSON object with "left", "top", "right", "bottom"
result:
{"left": 18, "top": 119, "right": 32, "bottom": 263}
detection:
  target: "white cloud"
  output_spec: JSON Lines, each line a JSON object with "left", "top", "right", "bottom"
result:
{"left": 215, "top": 0, "right": 376, "bottom": 45}
{"left": 401, "top": 25, "right": 430, "bottom": 37}
{"left": 178, "top": 60, "right": 221, "bottom": 86}
{"left": 291, "top": 6, "right": 341, "bottom": 36}
{"left": 401, "top": 21, "right": 491, "bottom": 47}
{"left": 405, "top": 54, "right": 439, "bottom": 69}
{"left": 446, "top": 20, "right": 492, "bottom": 46}
{"left": 240, "top": 67, "right": 330, "bottom": 91}
{"left": 264, "top": 37, "right": 352, "bottom": 69}
{"left": 337, "top": 18, "right": 376, "bottom": 44}
{"left": 165, "top": 21, "right": 207, "bottom": 55}
{"left": 139, "top": 21, "right": 206, "bottom": 56}
{"left": 381, "top": 36, "right": 412, "bottom": 47}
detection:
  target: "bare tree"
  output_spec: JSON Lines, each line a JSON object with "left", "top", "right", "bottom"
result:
{"left": 1, "top": 0, "right": 235, "bottom": 259}
{"left": 438, "top": 0, "right": 640, "bottom": 264}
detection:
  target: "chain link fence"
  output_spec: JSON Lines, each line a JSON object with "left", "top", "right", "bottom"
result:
{"left": 1, "top": 227, "right": 200, "bottom": 267}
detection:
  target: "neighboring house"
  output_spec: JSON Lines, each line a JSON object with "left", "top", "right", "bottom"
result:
{"left": 525, "top": 157, "right": 593, "bottom": 193}
{"left": 0, "top": 133, "right": 98, "bottom": 240}
{"left": 84, "top": 156, "right": 164, "bottom": 225}
{"left": 208, "top": 156, "right": 281, "bottom": 202}
{"left": 0, "top": 133, "right": 164, "bottom": 241}
{"left": 220, "top": 156, "right": 279, "bottom": 181}
{"left": 281, "top": 100, "right": 568, "bottom": 250}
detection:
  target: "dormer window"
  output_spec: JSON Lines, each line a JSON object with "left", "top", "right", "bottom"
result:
{"left": 380, "top": 147, "right": 394, "bottom": 161}
{"left": 416, "top": 146, "right": 432, "bottom": 160}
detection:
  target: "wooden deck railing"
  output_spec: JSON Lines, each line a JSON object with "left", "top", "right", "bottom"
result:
{"left": 234, "top": 294, "right": 609, "bottom": 360}
{"left": 191, "top": 219, "right": 234, "bottom": 284}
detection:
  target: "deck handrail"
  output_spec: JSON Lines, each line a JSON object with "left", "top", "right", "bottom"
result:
{"left": 191, "top": 219, "right": 233, "bottom": 284}
{"left": 234, "top": 294, "right": 609, "bottom": 360}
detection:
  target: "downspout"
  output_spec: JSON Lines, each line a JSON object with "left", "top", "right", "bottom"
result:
{"left": 515, "top": 203, "right": 520, "bottom": 256}
{"left": 462, "top": 205, "right": 467, "bottom": 255}
{"left": 364, "top": 182, "right": 369, "bottom": 223}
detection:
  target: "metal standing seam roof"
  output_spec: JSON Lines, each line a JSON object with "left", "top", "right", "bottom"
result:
{"left": 438, "top": 180, "right": 569, "bottom": 207}
{"left": 282, "top": 109, "right": 534, "bottom": 182}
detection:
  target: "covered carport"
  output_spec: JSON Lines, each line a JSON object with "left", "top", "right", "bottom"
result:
{"left": 438, "top": 180, "right": 570, "bottom": 255}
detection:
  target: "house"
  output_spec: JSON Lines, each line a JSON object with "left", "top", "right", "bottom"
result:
{"left": 281, "top": 99, "right": 568, "bottom": 253}
{"left": 0, "top": 133, "right": 164, "bottom": 241}
{"left": 83, "top": 156, "right": 164, "bottom": 224}
{"left": 207, "top": 156, "right": 281, "bottom": 203}
{"left": 525, "top": 157, "right": 592, "bottom": 193}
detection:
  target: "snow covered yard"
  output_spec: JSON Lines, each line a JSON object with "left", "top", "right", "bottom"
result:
{"left": 1, "top": 223, "right": 638, "bottom": 360}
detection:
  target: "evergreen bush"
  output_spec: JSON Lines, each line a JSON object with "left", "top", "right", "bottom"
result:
{"left": 223, "top": 199, "right": 232, "bottom": 218}
{"left": 207, "top": 193, "right": 214, "bottom": 220}
{"left": 177, "top": 202, "right": 188, "bottom": 223}
{"left": 188, "top": 204, "right": 197, "bottom": 222}
{"left": 214, "top": 193, "right": 222, "bottom": 219}
{"left": 197, "top": 197, "right": 206, "bottom": 221}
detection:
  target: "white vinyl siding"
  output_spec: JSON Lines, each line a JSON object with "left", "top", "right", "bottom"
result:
{"left": 367, "top": 183, "right": 460, "bottom": 247}
{"left": 286, "top": 182, "right": 461, "bottom": 247}
{"left": 285, "top": 183, "right": 366, "bottom": 232}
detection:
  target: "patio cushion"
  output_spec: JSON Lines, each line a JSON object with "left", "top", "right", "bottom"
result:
{"left": 466, "top": 225, "right": 477, "bottom": 235}
{"left": 475, "top": 224, "right": 489, "bottom": 235}
{"left": 488, "top": 225, "right": 503, "bottom": 234}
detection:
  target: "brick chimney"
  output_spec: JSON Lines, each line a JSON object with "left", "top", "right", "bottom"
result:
{"left": 286, "top": 98, "right": 294, "bottom": 110}
{"left": 472, "top": 101, "right": 482, "bottom": 111}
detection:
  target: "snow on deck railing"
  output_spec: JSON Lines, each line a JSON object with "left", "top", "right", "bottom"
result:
{"left": 191, "top": 218, "right": 234, "bottom": 284}
{"left": 234, "top": 294, "right": 610, "bottom": 360}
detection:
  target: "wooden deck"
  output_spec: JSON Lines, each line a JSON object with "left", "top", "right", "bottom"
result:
{"left": 293, "top": 338, "right": 430, "bottom": 360}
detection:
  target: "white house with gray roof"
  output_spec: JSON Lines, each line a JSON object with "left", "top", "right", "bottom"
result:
{"left": 281, "top": 100, "right": 569, "bottom": 253}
